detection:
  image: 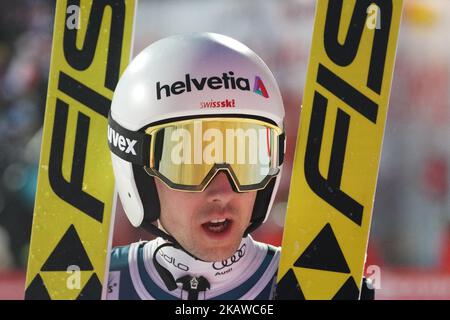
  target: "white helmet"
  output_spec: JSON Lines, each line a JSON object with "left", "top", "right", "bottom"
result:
{"left": 109, "top": 32, "right": 285, "bottom": 237}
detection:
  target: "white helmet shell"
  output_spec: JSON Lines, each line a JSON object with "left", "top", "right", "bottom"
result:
{"left": 110, "top": 32, "right": 285, "bottom": 230}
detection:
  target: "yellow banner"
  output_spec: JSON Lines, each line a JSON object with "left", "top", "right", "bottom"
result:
{"left": 277, "top": 0, "right": 403, "bottom": 299}
{"left": 25, "top": 0, "right": 136, "bottom": 299}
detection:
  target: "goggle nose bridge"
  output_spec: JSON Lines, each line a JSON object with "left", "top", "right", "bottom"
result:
{"left": 200, "top": 163, "right": 242, "bottom": 193}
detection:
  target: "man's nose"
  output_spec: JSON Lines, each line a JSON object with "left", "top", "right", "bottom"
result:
{"left": 205, "top": 171, "right": 236, "bottom": 202}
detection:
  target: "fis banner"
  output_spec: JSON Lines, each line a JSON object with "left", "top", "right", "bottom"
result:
{"left": 25, "top": 0, "right": 136, "bottom": 299}
{"left": 277, "top": 0, "right": 403, "bottom": 299}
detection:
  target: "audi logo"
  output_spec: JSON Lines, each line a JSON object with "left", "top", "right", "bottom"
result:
{"left": 212, "top": 244, "right": 246, "bottom": 270}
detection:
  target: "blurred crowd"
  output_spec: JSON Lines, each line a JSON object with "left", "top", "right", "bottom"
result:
{"left": 0, "top": 0, "right": 53, "bottom": 269}
{"left": 0, "top": 0, "right": 449, "bottom": 299}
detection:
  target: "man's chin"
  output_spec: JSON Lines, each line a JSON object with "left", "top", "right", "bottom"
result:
{"left": 193, "top": 243, "right": 241, "bottom": 262}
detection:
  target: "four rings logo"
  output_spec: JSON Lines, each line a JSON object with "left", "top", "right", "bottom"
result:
{"left": 212, "top": 244, "right": 246, "bottom": 270}
{"left": 156, "top": 72, "right": 269, "bottom": 100}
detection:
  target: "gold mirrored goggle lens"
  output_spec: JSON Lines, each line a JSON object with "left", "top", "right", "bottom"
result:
{"left": 145, "top": 118, "right": 282, "bottom": 191}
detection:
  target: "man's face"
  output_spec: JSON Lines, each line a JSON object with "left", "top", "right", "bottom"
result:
{"left": 155, "top": 172, "right": 257, "bottom": 262}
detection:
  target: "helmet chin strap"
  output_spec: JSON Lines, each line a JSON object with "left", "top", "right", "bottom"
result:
{"left": 141, "top": 220, "right": 203, "bottom": 293}
{"left": 141, "top": 220, "right": 204, "bottom": 261}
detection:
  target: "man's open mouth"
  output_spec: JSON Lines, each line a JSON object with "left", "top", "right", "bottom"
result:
{"left": 202, "top": 218, "right": 231, "bottom": 233}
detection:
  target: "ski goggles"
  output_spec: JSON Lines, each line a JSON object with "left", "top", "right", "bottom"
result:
{"left": 108, "top": 113, "right": 285, "bottom": 192}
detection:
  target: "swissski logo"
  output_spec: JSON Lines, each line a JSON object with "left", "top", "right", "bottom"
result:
{"left": 156, "top": 72, "right": 270, "bottom": 100}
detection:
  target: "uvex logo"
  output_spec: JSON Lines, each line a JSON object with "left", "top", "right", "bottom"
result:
{"left": 156, "top": 72, "right": 269, "bottom": 100}
{"left": 107, "top": 125, "right": 137, "bottom": 155}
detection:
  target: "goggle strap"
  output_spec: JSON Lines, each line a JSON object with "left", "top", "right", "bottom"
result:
{"left": 107, "top": 111, "right": 151, "bottom": 167}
